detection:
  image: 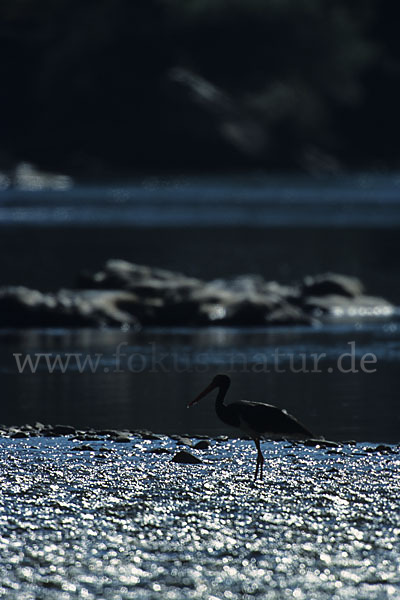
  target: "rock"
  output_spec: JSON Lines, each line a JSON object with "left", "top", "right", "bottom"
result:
{"left": 193, "top": 440, "right": 211, "bottom": 450}
{"left": 79, "top": 259, "right": 202, "bottom": 294}
{"left": 303, "top": 294, "right": 355, "bottom": 314}
{"left": 0, "top": 261, "right": 393, "bottom": 328}
{"left": 146, "top": 448, "right": 171, "bottom": 455}
{"left": 10, "top": 430, "right": 30, "bottom": 439}
{"left": 71, "top": 444, "right": 95, "bottom": 451}
{"left": 209, "top": 275, "right": 265, "bottom": 294}
{"left": 134, "top": 430, "right": 164, "bottom": 441}
{"left": 303, "top": 294, "right": 393, "bottom": 318}
{"left": 303, "top": 439, "right": 340, "bottom": 448}
{"left": 0, "top": 286, "right": 141, "bottom": 328}
{"left": 97, "top": 447, "right": 114, "bottom": 454}
{"left": 170, "top": 435, "right": 193, "bottom": 447}
{"left": 265, "top": 303, "right": 315, "bottom": 326}
{"left": 37, "top": 425, "right": 57, "bottom": 437}
{"left": 364, "top": 444, "right": 396, "bottom": 454}
{"left": 113, "top": 435, "right": 131, "bottom": 443}
{"left": 53, "top": 425, "right": 76, "bottom": 435}
{"left": 302, "top": 273, "right": 364, "bottom": 298}
{"left": 171, "top": 451, "right": 202, "bottom": 464}
{"left": 224, "top": 295, "right": 283, "bottom": 326}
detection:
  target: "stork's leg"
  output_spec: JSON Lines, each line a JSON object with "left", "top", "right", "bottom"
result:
{"left": 254, "top": 438, "right": 265, "bottom": 480}
{"left": 252, "top": 438, "right": 259, "bottom": 480}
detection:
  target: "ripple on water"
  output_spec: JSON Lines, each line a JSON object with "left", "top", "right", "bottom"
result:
{"left": 0, "top": 437, "right": 399, "bottom": 599}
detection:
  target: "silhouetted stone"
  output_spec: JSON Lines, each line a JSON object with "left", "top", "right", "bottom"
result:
{"left": 10, "top": 430, "right": 30, "bottom": 439}
{"left": 98, "top": 447, "right": 114, "bottom": 454}
{"left": 53, "top": 425, "right": 76, "bottom": 435}
{"left": 364, "top": 444, "right": 396, "bottom": 454}
{"left": 113, "top": 435, "right": 131, "bottom": 443}
{"left": 193, "top": 440, "right": 211, "bottom": 450}
{"left": 71, "top": 444, "right": 95, "bottom": 451}
{"left": 171, "top": 451, "right": 202, "bottom": 464}
{"left": 303, "top": 439, "right": 340, "bottom": 448}
{"left": 134, "top": 430, "right": 164, "bottom": 441}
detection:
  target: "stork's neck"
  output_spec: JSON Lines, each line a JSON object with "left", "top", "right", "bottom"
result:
{"left": 215, "top": 381, "right": 230, "bottom": 422}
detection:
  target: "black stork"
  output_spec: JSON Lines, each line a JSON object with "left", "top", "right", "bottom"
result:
{"left": 187, "top": 374, "right": 314, "bottom": 480}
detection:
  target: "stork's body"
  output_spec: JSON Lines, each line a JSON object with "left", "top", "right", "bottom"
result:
{"left": 188, "top": 374, "right": 313, "bottom": 480}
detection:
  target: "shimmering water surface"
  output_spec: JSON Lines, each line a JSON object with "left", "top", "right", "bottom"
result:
{"left": 0, "top": 436, "right": 399, "bottom": 600}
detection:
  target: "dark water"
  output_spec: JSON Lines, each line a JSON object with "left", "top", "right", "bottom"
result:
{"left": 1, "top": 320, "right": 399, "bottom": 442}
{"left": 1, "top": 174, "right": 400, "bottom": 301}
{"left": 0, "top": 173, "right": 399, "bottom": 442}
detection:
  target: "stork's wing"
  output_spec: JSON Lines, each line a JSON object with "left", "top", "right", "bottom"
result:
{"left": 233, "top": 400, "right": 313, "bottom": 438}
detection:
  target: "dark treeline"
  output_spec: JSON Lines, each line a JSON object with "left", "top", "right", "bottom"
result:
{"left": 1, "top": 0, "right": 400, "bottom": 175}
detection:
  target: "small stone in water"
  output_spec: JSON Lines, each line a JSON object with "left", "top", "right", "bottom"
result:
{"left": 171, "top": 435, "right": 193, "bottom": 447}
{"left": 303, "top": 438, "right": 340, "bottom": 448}
{"left": 194, "top": 440, "right": 211, "bottom": 450}
{"left": 53, "top": 424, "right": 76, "bottom": 435}
{"left": 364, "top": 444, "right": 395, "bottom": 454}
{"left": 113, "top": 435, "right": 131, "bottom": 443}
{"left": 171, "top": 451, "right": 202, "bottom": 464}
{"left": 134, "top": 430, "right": 163, "bottom": 440}
{"left": 10, "top": 430, "right": 30, "bottom": 439}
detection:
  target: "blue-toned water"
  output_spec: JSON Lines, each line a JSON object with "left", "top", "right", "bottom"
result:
{"left": 0, "top": 436, "right": 399, "bottom": 600}
{"left": 1, "top": 319, "right": 399, "bottom": 442}
{"left": 1, "top": 173, "right": 400, "bottom": 227}
{"left": 0, "top": 173, "right": 400, "bottom": 441}
{"left": 1, "top": 172, "right": 400, "bottom": 599}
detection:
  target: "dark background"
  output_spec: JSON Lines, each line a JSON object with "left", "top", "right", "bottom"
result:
{"left": 1, "top": 0, "right": 400, "bottom": 176}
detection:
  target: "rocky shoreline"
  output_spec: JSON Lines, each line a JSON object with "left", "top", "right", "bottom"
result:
{"left": 0, "top": 260, "right": 394, "bottom": 328}
{"left": 1, "top": 423, "right": 398, "bottom": 456}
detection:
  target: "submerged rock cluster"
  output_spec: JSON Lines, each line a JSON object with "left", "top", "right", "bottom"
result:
{"left": 0, "top": 260, "right": 393, "bottom": 328}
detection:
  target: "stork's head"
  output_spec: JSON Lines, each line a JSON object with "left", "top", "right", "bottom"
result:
{"left": 187, "top": 374, "right": 230, "bottom": 407}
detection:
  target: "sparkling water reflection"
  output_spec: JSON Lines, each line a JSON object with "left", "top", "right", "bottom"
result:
{"left": 0, "top": 437, "right": 399, "bottom": 599}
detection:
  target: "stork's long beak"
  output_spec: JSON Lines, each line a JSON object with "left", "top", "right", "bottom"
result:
{"left": 187, "top": 381, "right": 217, "bottom": 408}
